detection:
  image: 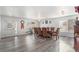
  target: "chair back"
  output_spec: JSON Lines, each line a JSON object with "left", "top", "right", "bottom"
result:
{"left": 46, "top": 27, "right": 49, "bottom": 31}
{"left": 51, "top": 27, "right": 55, "bottom": 32}
{"left": 56, "top": 28, "right": 60, "bottom": 34}
{"left": 34, "top": 27, "right": 38, "bottom": 34}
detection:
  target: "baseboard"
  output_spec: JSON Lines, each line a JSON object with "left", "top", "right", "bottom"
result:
{"left": 0, "top": 32, "right": 33, "bottom": 39}
{"left": 59, "top": 32, "right": 74, "bottom": 37}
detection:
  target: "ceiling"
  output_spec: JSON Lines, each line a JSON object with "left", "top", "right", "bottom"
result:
{"left": 0, "top": 6, "right": 76, "bottom": 19}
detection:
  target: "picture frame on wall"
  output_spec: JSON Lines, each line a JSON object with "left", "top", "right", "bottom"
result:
{"left": 7, "top": 23, "right": 13, "bottom": 29}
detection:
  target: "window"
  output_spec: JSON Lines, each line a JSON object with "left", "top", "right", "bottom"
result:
{"left": 45, "top": 20, "right": 48, "bottom": 24}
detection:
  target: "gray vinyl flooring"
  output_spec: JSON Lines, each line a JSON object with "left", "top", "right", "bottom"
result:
{"left": 0, "top": 34, "right": 75, "bottom": 52}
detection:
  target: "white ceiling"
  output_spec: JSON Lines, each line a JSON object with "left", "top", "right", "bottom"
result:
{"left": 0, "top": 6, "right": 76, "bottom": 19}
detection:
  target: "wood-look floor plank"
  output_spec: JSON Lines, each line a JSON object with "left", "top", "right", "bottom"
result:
{"left": 0, "top": 35, "right": 74, "bottom": 52}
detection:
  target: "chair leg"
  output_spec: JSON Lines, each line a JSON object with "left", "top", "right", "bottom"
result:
{"left": 56, "top": 36, "right": 57, "bottom": 40}
{"left": 34, "top": 34, "right": 37, "bottom": 39}
{"left": 58, "top": 36, "right": 59, "bottom": 39}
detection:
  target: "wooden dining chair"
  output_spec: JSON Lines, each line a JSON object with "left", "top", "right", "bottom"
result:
{"left": 37, "top": 27, "right": 43, "bottom": 37}
{"left": 46, "top": 27, "right": 49, "bottom": 31}
{"left": 51, "top": 27, "right": 55, "bottom": 32}
{"left": 34, "top": 27, "right": 38, "bottom": 34}
{"left": 33, "top": 27, "right": 38, "bottom": 38}
{"left": 42, "top": 27, "right": 52, "bottom": 38}
{"left": 52, "top": 28, "right": 60, "bottom": 40}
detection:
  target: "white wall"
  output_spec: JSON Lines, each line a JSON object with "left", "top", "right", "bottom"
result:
{"left": 0, "top": 15, "right": 40, "bottom": 38}
{"left": 40, "top": 15, "right": 77, "bottom": 32}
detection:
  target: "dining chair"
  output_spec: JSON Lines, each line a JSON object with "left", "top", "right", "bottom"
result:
{"left": 42, "top": 27, "right": 52, "bottom": 38}
{"left": 52, "top": 28, "right": 60, "bottom": 40}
